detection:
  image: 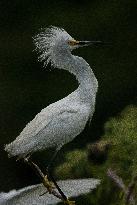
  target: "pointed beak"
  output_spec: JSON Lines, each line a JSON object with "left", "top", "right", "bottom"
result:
{"left": 77, "top": 41, "right": 110, "bottom": 47}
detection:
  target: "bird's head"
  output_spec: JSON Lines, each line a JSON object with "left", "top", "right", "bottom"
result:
{"left": 33, "top": 26, "right": 104, "bottom": 67}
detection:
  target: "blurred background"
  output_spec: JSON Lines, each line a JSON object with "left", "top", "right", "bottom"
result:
{"left": 0, "top": 0, "right": 137, "bottom": 204}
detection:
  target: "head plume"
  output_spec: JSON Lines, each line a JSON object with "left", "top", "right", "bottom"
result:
{"left": 33, "top": 26, "right": 73, "bottom": 67}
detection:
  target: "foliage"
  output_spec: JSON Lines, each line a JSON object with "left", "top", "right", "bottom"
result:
{"left": 103, "top": 105, "right": 137, "bottom": 179}
{"left": 55, "top": 149, "right": 92, "bottom": 179}
{"left": 55, "top": 105, "right": 137, "bottom": 204}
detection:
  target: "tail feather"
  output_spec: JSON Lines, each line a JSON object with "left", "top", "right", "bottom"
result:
{"left": 4, "top": 142, "right": 26, "bottom": 159}
{"left": 5, "top": 142, "right": 17, "bottom": 158}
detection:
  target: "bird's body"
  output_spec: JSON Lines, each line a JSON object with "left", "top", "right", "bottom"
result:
{"left": 5, "top": 27, "right": 98, "bottom": 159}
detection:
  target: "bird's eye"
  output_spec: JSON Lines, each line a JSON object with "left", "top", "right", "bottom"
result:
{"left": 68, "top": 40, "right": 77, "bottom": 46}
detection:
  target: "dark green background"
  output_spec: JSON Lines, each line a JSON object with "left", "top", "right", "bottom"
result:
{"left": 0, "top": 0, "right": 137, "bottom": 192}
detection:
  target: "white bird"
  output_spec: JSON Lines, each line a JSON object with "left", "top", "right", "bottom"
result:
{"left": 5, "top": 26, "right": 99, "bottom": 161}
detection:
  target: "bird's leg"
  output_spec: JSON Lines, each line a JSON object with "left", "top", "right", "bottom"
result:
{"left": 45, "top": 148, "right": 75, "bottom": 205}
{"left": 24, "top": 157, "right": 75, "bottom": 204}
{"left": 24, "top": 153, "right": 75, "bottom": 204}
{"left": 24, "top": 157, "right": 55, "bottom": 193}
{"left": 48, "top": 172, "right": 75, "bottom": 205}
{"left": 46, "top": 148, "right": 59, "bottom": 173}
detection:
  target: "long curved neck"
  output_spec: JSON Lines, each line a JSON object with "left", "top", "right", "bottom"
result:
{"left": 73, "top": 56, "right": 98, "bottom": 103}
{"left": 52, "top": 50, "right": 98, "bottom": 103}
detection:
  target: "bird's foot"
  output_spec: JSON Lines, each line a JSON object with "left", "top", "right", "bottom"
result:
{"left": 43, "top": 175, "right": 55, "bottom": 193}
{"left": 64, "top": 198, "right": 75, "bottom": 205}
{"left": 43, "top": 175, "right": 75, "bottom": 204}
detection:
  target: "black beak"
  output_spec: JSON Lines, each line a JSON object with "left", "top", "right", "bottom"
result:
{"left": 78, "top": 41, "right": 110, "bottom": 46}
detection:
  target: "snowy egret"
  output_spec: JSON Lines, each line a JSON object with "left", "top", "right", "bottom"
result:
{"left": 5, "top": 26, "right": 100, "bottom": 159}
{"left": 4, "top": 26, "right": 104, "bottom": 204}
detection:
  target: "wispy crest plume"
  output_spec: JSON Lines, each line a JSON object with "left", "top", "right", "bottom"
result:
{"left": 33, "top": 26, "right": 71, "bottom": 67}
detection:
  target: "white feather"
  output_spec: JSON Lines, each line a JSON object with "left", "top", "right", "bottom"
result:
{"left": 0, "top": 178, "right": 100, "bottom": 205}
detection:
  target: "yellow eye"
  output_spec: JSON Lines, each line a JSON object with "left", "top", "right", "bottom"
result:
{"left": 68, "top": 40, "right": 79, "bottom": 46}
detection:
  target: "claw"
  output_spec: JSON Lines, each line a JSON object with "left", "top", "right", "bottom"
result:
{"left": 43, "top": 175, "right": 55, "bottom": 193}
{"left": 64, "top": 199, "right": 75, "bottom": 205}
